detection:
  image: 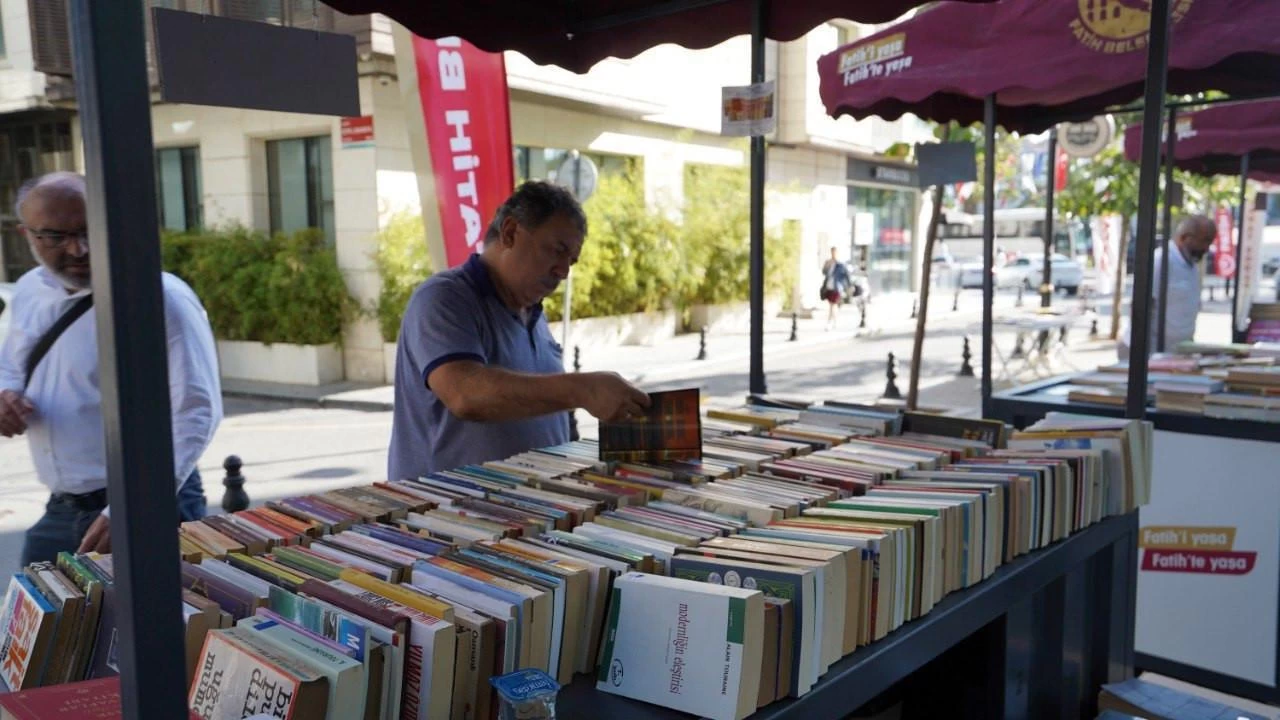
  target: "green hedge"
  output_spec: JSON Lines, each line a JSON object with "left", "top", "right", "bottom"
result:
{"left": 373, "top": 212, "right": 434, "bottom": 343}
{"left": 161, "top": 226, "right": 357, "bottom": 346}
{"left": 544, "top": 167, "right": 796, "bottom": 322}
{"left": 366, "top": 168, "right": 802, "bottom": 334}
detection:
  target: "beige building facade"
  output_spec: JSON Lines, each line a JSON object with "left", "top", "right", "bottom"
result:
{"left": 0, "top": 3, "right": 932, "bottom": 384}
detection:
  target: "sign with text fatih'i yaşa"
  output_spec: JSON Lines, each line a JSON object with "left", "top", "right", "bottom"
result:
{"left": 394, "top": 29, "right": 514, "bottom": 270}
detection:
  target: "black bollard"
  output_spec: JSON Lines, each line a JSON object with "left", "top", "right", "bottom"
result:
{"left": 573, "top": 345, "right": 581, "bottom": 373}
{"left": 1208, "top": 284, "right": 1216, "bottom": 302}
{"left": 959, "top": 336, "right": 975, "bottom": 377}
{"left": 1011, "top": 332, "right": 1026, "bottom": 359}
{"left": 1016, "top": 284, "right": 1024, "bottom": 307}
{"left": 910, "top": 297, "right": 917, "bottom": 319}
{"left": 1090, "top": 317, "right": 1099, "bottom": 338}
{"left": 221, "top": 455, "right": 249, "bottom": 513}
{"left": 696, "top": 326, "right": 708, "bottom": 360}
{"left": 952, "top": 289, "right": 960, "bottom": 312}
{"left": 789, "top": 312, "right": 798, "bottom": 342}
{"left": 883, "top": 352, "right": 902, "bottom": 400}
{"left": 859, "top": 301, "right": 867, "bottom": 330}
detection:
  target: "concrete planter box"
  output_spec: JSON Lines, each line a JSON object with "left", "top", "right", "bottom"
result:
{"left": 548, "top": 309, "right": 679, "bottom": 352}
{"left": 688, "top": 302, "right": 752, "bottom": 334}
{"left": 216, "top": 340, "right": 344, "bottom": 386}
{"left": 688, "top": 300, "right": 787, "bottom": 333}
{"left": 383, "top": 342, "right": 398, "bottom": 383}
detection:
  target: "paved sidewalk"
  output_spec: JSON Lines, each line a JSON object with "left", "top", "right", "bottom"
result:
{"left": 222, "top": 288, "right": 1019, "bottom": 411}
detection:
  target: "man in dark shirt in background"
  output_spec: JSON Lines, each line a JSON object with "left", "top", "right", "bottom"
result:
{"left": 389, "top": 181, "right": 649, "bottom": 479}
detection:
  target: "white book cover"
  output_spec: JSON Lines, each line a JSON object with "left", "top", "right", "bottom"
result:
{"left": 237, "top": 615, "right": 366, "bottom": 720}
{"left": 597, "top": 573, "right": 762, "bottom": 720}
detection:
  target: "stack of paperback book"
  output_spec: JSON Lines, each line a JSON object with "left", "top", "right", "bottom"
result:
{"left": 0, "top": 394, "right": 1152, "bottom": 720}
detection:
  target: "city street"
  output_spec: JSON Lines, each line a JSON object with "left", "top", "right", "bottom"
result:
{"left": 0, "top": 283, "right": 1254, "bottom": 577}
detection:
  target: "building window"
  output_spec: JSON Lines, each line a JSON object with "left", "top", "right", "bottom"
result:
{"left": 0, "top": 118, "right": 74, "bottom": 282}
{"left": 848, "top": 185, "right": 916, "bottom": 294}
{"left": 155, "top": 146, "right": 202, "bottom": 232}
{"left": 513, "top": 146, "right": 638, "bottom": 186}
{"left": 266, "top": 136, "right": 334, "bottom": 244}
{"left": 829, "top": 22, "right": 859, "bottom": 48}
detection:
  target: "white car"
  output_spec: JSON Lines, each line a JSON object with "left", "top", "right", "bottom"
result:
{"left": 957, "top": 257, "right": 989, "bottom": 288}
{"left": 0, "top": 283, "right": 13, "bottom": 347}
{"left": 994, "top": 256, "right": 1036, "bottom": 289}
{"left": 1022, "top": 253, "right": 1084, "bottom": 295}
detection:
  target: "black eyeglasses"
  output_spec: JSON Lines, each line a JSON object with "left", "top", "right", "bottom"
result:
{"left": 28, "top": 229, "right": 88, "bottom": 250}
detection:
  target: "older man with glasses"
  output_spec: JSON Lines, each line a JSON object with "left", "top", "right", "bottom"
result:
{"left": 0, "top": 171, "right": 222, "bottom": 564}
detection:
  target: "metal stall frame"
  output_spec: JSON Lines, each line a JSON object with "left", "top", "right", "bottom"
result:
{"left": 68, "top": 2, "right": 189, "bottom": 718}
{"left": 64, "top": 2, "right": 781, "bottom": 717}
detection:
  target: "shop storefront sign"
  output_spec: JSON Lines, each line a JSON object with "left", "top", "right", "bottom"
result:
{"left": 848, "top": 158, "right": 919, "bottom": 188}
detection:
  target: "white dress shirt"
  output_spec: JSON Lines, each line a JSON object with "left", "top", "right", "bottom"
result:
{"left": 1119, "top": 245, "right": 1202, "bottom": 358}
{"left": 1150, "top": 244, "right": 1202, "bottom": 350}
{"left": 0, "top": 266, "right": 222, "bottom": 517}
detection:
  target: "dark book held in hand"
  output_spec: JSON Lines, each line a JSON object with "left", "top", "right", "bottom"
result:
{"left": 599, "top": 388, "right": 702, "bottom": 462}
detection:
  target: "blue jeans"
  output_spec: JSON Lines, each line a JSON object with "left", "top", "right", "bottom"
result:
{"left": 20, "top": 470, "right": 208, "bottom": 567}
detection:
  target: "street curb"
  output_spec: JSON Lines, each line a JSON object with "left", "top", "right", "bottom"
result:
{"left": 222, "top": 389, "right": 395, "bottom": 413}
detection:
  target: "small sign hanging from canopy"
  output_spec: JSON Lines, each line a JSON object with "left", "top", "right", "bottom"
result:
{"left": 721, "top": 81, "right": 777, "bottom": 137}
{"left": 153, "top": 8, "right": 359, "bottom": 117}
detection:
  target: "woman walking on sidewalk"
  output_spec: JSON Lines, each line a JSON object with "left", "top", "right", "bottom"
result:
{"left": 821, "top": 247, "right": 851, "bottom": 331}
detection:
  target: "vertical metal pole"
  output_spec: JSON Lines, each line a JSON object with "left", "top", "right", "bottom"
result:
{"left": 1156, "top": 107, "right": 1178, "bottom": 352}
{"left": 1230, "top": 151, "right": 1250, "bottom": 340}
{"left": 981, "top": 94, "right": 996, "bottom": 418}
{"left": 1042, "top": 130, "right": 1057, "bottom": 308}
{"left": 748, "top": 0, "right": 768, "bottom": 395}
{"left": 747, "top": 0, "right": 762, "bottom": 392}
{"left": 1125, "top": 0, "right": 1172, "bottom": 419}
{"left": 68, "top": 2, "right": 187, "bottom": 719}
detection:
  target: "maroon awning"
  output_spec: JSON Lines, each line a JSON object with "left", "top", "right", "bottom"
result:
{"left": 817, "top": 0, "right": 1280, "bottom": 133}
{"left": 324, "top": 0, "right": 995, "bottom": 73}
{"left": 1123, "top": 99, "right": 1280, "bottom": 181}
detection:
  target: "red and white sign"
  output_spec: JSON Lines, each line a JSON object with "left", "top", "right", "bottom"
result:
{"left": 1053, "top": 145, "right": 1069, "bottom": 192}
{"left": 1237, "top": 201, "right": 1266, "bottom": 332}
{"left": 1213, "top": 206, "right": 1235, "bottom": 278}
{"left": 1091, "top": 214, "right": 1121, "bottom": 296}
{"left": 340, "top": 116, "right": 375, "bottom": 148}
{"left": 403, "top": 35, "right": 513, "bottom": 269}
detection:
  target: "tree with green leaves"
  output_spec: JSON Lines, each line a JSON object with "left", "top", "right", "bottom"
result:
{"left": 1057, "top": 143, "right": 1140, "bottom": 338}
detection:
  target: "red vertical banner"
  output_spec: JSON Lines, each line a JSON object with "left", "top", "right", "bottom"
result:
{"left": 1214, "top": 206, "right": 1235, "bottom": 278}
{"left": 412, "top": 36, "right": 513, "bottom": 269}
{"left": 1054, "top": 145, "right": 1069, "bottom": 192}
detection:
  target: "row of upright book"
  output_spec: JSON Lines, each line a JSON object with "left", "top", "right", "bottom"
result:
{"left": 0, "top": 398, "right": 1152, "bottom": 720}
{"left": 1068, "top": 349, "right": 1280, "bottom": 421}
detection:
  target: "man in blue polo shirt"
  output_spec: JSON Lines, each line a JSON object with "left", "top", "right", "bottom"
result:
{"left": 388, "top": 181, "right": 650, "bottom": 479}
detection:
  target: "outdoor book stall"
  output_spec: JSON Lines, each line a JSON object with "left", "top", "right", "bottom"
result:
{"left": 992, "top": 358, "right": 1280, "bottom": 705}
{"left": 821, "top": 0, "right": 1280, "bottom": 706}
{"left": 0, "top": 0, "right": 1227, "bottom": 719}
{"left": 990, "top": 95, "right": 1280, "bottom": 704}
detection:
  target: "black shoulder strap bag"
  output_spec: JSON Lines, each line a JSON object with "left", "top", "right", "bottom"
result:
{"left": 24, "top": 294, "right": 94, "bottom": 389}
